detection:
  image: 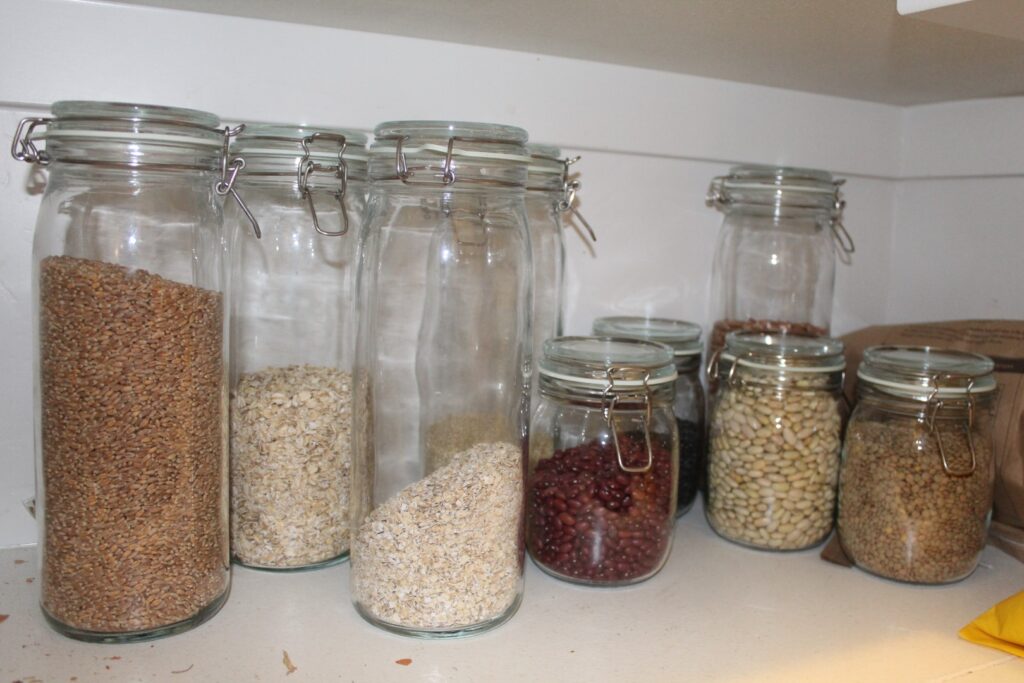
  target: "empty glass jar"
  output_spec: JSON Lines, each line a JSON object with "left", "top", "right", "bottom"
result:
{"left": 705, "top": 165, "right": 853, "bottom": 358}
{"left": 591, "top": 316, "right": 705, "bottom": 516}
{"left": 350, "top": 121, "right": 531, "bottom": 637}
{"left": 838, "top": 347, "right": 997, "bottom": 584}
{"left": 528, "top": 337, "right": 679, "bottom": 586}
{"left": 707, "top": 331, "right": 845, "bottom": 551}
{"left": 14, "top": 101, "right": 231, "bottom": 641}
{"left": 227, "top": 124, "right": 367, "bottom": 571}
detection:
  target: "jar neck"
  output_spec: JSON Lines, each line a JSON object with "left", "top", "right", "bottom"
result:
{"left": 719, "top": 364, "right": 843, "bottom": 392}
{"left": 856, "top": 381, "right": 995, "bottom": 421}
{"left": 539, "top": 374, "right": 675, "bottom": 407}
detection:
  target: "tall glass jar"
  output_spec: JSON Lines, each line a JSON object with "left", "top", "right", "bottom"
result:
{"left": 591, "top": 316, "right": 704, "bottom": 516}
{"left": 227, "top": 124, "right": 367, "bottom": 571}
{"left": 838, "top": 347, "right": 997, "bottom": 584}
{"left": 13, "top": 101, "right": 232, "bottom": 641}
{"left": 350, "top": 121, "right": 532, "bottom": 638}
{"left": 705, "top": 165, "right": 853, "bottom": 358}
{"left": 706, "top": 332, "right": 845, "bottom": 551}
{"left": 528, "top": 337, "right": 678, "bottom": 585}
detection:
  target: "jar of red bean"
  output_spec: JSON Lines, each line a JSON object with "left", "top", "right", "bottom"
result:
{"left": 528, "top": 337, "right": 678, "bottom": 586}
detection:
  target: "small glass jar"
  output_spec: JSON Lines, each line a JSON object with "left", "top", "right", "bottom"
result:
{"left": 706, "top": 332, "right": 845, "bottom": 551}
{"left": 838, "top": 347, "right": 997, "bottom": 584}
{"left": 14, "top": 101, "right": 232, "bottom": 641}
{"left": 350, "top": 121, "right": 531, "bottom": 637}
{"left": 705, "top": 165, "right": 853, "bottom": 359}
{"left": 591, "top": 317, "right": 705, "bottom": 516}
{"left": 227, "top": 124, "right": 367, "bottom": 570}
{"left": 528, "top": 337, "right": 678, "bottom": 586}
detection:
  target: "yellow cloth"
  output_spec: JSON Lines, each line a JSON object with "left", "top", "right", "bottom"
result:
{"left": 960, "top": 591, "right": 1024, "bottom": 658}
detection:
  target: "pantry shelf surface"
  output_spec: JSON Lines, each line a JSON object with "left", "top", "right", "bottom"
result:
{"left": 2, "top": 506, "right": 1021, "bottom": 683}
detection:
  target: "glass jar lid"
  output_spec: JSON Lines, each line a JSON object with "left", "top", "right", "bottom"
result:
{"left": 540, "top": 336, "right": 677, "bottom": 388}
{"left": 706, "top": 164, "right": 842, "bottom": 213}
{"left": 526, "top": 143, "right": 564, "bottom": 193}
{"left": 369, "top": 120, "right": 530, "bottom": 189}
{"left": 14, "top": 100, "right": 223, "bottom": 169}
{"left": 232, "top": 123, "right": 368, "bottom": 180}
{"left": 592, "top": 317, "right": 702, "bottom": 357}
{"left": 857, "top": 346, "right": 997, "bottom": 399}
{"left": 721, "top": 331, "right": 846, "bottom": 373}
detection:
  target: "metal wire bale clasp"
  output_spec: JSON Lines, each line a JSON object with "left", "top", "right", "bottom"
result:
{"left": 297, "top": 132, "right": 350, "bottom": 237}
{"left": 11, "top": 117, "right": 51, "bottom": 165}
{"left": 216, "top": 124, "right": 261, "bottom": 239}
{"left": 557, "top": 155, "right": 596, "bottom": 242}
{"left": 925, "top": 375, "right": 978, "bottom": 478}
{"left": 602, "top": 366, "right": 655, "bottom": 474}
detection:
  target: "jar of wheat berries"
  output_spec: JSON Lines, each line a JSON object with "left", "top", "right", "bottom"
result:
{"left": 706, "top": 331, "right": 845, "bottom": 550}
{"left": 13, "top": 101, "right": 241, "bottom": 642}
{"left": 838, "top": 347, "right": 997, "bottom": 584}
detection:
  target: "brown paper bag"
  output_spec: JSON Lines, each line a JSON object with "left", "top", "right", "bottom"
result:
{"left": 833, "top": 320, "right": 1024, "bottom": 563}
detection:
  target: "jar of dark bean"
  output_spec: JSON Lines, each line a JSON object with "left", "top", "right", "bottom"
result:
{"left": 592, "top": 317, "right": 705, "bottom": 516}
{"left": 528, "top": 337, "right": 678, "bottom": 586}
{"left": 706, "top": 331, "right": 845, "bottom": 551}
{"left": 838, "top": 347, "right": 997, "bottom": 584}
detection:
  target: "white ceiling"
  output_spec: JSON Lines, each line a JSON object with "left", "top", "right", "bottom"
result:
{"left": 103, "top": 0, "right": 1024, "bottom": 105}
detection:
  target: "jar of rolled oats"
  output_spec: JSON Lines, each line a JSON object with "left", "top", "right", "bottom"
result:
{"left": 838, "top": 347, "right": 997, "bottom": 584}
{"left": 227, "top": 124, "right": 367, "bottom": 571}
{"left": 706, "top": 331, "right": 845, "bottom": 551}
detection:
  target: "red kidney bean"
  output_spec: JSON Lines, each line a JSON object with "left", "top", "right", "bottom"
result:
{"left": 527, "top": 431, "right": 674, "bottom": 584}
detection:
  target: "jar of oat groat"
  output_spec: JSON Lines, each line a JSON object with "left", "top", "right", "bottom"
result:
{"left": 838, "top": 346, "right": 997, "bottom": 584}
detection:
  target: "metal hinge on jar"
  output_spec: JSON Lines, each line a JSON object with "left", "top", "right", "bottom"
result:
{"left": 298, "top": 132, "right": 351, "bottom": 237}
{"left": 602, "top": 366, "right": 655, "bottom": 473}
{"left": 926, "top": 375, "right": 979, "bottom": 477}
{"left": 216, "top": 124, "right": 261, "bottom": 239}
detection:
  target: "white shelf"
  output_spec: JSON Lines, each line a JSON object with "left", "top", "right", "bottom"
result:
{"left": 2, "top": 505, "right": 1022, "bottom": 682}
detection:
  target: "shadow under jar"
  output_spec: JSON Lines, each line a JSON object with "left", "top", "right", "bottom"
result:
{"left": 592, "top": 317, "right": 705, "bottom": 517}
{"left": 528, "top": 337, "right": 679, "bottom": 586}
{"left": 838, "top": 346, "right": 997, "bottom": 584}
{"left": 706, "top": 331, "right": 845, "bottom": 551}
{"left": 14, "top": 101, "right": 232, "bottom": 642}
{"left": 227, "top": 124, "right": 367, "bottom": 571}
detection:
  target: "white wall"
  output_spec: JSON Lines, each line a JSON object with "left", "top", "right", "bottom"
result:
{"left": 0, "top": 0, "right": 1017, "bottom": 547}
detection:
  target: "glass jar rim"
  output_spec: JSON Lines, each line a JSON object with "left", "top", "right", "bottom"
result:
{"left": 540, "top": 336, "right": 677, "bottom": 387}
{"left": 46, "top": 100, "right": 222, "bottom": 146}
{"left": 722, "top": 331, "right": 845, "bottom": 372}
{"left": 234, "top": 123, "right": 368, "bottom": 162}
{"left": 707, "top": 164, "right": 843, "bottom": 214}
{"left": 857, "top": 345, "right": 996, "bottom": 398}
{"left": 373, "top": 120, "right": 527, "bottom": 143}
{"left": 592, "top": 316, "right": 702, "bottom": 357}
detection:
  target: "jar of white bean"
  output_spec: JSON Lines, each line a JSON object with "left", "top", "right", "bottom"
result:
{"left": 706, "top": 332, "right": 845, "bottom": 550}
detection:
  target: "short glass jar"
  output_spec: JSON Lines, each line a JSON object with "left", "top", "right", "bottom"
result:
{"left": 838, "top": 347, "right": 997, "bottom": 584}
{"left": 706, "top": 331, "right": 845, "bottom": 551}
{"left": 705, "top": 165, "right": 853, "bottom": 359}
{"left": 14, "top": 101, "right": 232, "bottom": 641}
{"left": 591, "top": 317, "right": 705, "bottom": 516}
{"left": 227, "top": 124, "right": 367, "bottom": 571}
{"left": 528, "top": 337, "right": 678, "bottom": 586}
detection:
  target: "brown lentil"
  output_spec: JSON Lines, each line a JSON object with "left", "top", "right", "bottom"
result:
{"left": 39, "top": 255, "right": 228, "bottom": 635}
{"left": 838, "top": 420, "right": 993, "bottom": 584}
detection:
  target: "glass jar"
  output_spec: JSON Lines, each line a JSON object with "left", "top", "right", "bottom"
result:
{"left": 705, "top": 165, "right": 853, "bottom": 359}
{"left": 591, "top": 316, "right": 705, "bottom": 516}
{"left": 706, "top": 331, "right": 845, "bottom": 551}
{"left": 13, "top": 101, "right": 232, "bottom": 641}
{"left": 350, "top": 121, "right": 531, "bottom": 638}
{"left": 528, "top": 337, "right": 678, "bottom": 586}
{"left": 838, "top": 347, "right": 997, "bottom": 584}
{"left": 227, "top": 124, "right": 367, "bottom": 571}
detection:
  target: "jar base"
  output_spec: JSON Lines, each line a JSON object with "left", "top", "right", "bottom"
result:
{"left": 233, "top": 550, "right": 349, "bottom": 573}
{"left": 528, "top": 550, "right": 670, "bottom": 587}
{"left": 42, "top": 587, "right": 230, "bottom": 644}
{"left": 705, "top": 513, "right": 831, "bottom": 553}
{"left": 846, "top": 560, "right": 979, "bottom": 586}
{"left": 353, "top": 591, "right": 522, "bottom": 639}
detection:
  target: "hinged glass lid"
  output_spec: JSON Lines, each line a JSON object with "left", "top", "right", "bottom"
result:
{"left": 540, "top": 336, "right": 677, "bottom": 387}
{"left": 858, "top": 346, "right": 997, "bottom": 398}
{"left": 592, "top": 317, "right": 702, "bottom": 357}
{"left": 721, "top": 331, "right": 846, "bottom": 372}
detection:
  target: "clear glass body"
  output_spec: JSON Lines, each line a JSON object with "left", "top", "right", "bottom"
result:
{"left": 837, "top": 348, "right": 997, "bottom": 584}
{"left": 706, "top": 333, "right": 845, "bottom": 551}
{"left": 29, "top": 101, "right": 230, "bottom": 642}
{"left": 227, "top": 125, "right": 367, "bottom": 571}
{"left": 350, "top": 121, "right": 531, "bottom": 638}
{"left": 525, "top": 144, "right": 566, "bottom": 366}
{"left": 527, "top": 337, "right": 678, "bottom": 586}
{"left": 707, "top": 166, "right": 839, "bottom": 358}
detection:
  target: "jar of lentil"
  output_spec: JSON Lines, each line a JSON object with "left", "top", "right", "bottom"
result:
{"left": 350, "top": 121, "right": 531, "bottom": 637}
{"left": 705, "top": 165, "right": 853, "bottom": 359}
{"left": 227, "top": 124, "right": 367, "bottom": 571}
{"left": 838, "top": 347, "right": 997, "bottom": 584}
{"left": 528, "top": 337, "right": 678, "bottom": 586}
{"left": 13, "top": 101, "right": 235, "bottom": 641}
{"left": 591, "top": 316, "right": 705, "bottom": 516}
{"left": 706, "top": 331, "right": 844, "bottom": 551}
